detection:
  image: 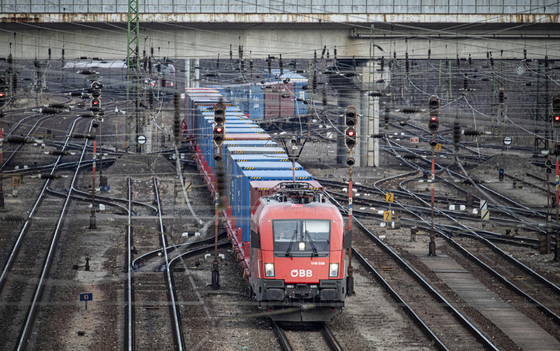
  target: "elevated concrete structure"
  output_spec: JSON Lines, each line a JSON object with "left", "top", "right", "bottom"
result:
{"left": 0, "top": 1, "right": 559, "bottom": 59}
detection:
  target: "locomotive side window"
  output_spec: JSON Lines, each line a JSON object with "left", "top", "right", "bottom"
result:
{"left": 273, "top": 220, "right": 330, "bottom": 257}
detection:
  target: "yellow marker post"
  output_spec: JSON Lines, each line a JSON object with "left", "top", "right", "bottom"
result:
{"left": 385, "top": 192, "right": 394, "bottom": 203}
{"left": 383, "top": 211, "right": 392, "bottom": 222}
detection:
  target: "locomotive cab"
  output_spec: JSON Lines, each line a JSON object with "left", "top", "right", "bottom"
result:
{"left": 249, "top": 182, "right": 347, "bottom": 322}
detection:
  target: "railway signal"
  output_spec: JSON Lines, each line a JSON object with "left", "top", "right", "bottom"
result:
{"left": 213, "top": 125, "right": 224, "bottom": 146}
{"left": 499, "top": 169, "right": 504, "bottom": 182}
{"left": 90, "top": 81, "right": 102, "bottom": 114}
{"left": 384, "top": 105, "right": 390, "bottom": 130}
{"left": 91, "top": 97, "right": 100, "bottom": 112}
{"left": 213, "top": 101, "right": 226, "bottom": 147}
{"left": 428, "top": 95, "right": 440, "bottom": 133}
{"left": 0, "top": 76, "right": 7, "bottom": 107}
{"left": 214, "top": 101, "right": 225, "bottom": 124}
{"left": 212, "top": 100, "right": 227, "bottom": 289}
{"left": 454, "top": 120, "right": 461, "bottom": 152}
{"left": 344, "top": 106, "right": 357, "bottom": 151}
{"left": 552, "top": 94, "right": 560, "bottom": 128}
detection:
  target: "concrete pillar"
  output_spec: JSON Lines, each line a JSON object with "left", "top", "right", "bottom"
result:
{"left": 185, "top": 59, "right": 190, "bottom": 88}
{"left": 194, "top": 59, "right": 200, "bottom": 88}
{"left": 365, "top": 94, "right": 380, "bottom": 167}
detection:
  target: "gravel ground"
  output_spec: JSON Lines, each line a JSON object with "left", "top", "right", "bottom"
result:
{"left": 173, "top": 249, "right": 281, "bottom": 351}
{"left": 329, "top": 265, "right": 436, "bottom": 351}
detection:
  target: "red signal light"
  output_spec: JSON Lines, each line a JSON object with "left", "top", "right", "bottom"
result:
{"left": 0, "top": 93, "right": 4, "bottom": 97}
{"left": 555, "top": 115, "right": 560, "bottom": 122}
{"left": 347, "top": 130, "right": 355, "bottom": 137}
{"left": 431, "top": 116, "right": 437, "bottom": 121}
{"left": 93, "top": 100, "right": 99, "bottom": 105}
{"left": 215, "top": 127, "right": 223, "bottom": 133}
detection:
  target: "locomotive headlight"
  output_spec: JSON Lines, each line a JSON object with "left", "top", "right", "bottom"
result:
{"left": 298, "top": 242, "right": 305, "bottom": 250}
{"left": 265, "top": 263, "right": 275, "bottom": 277}
{"left": 329, "top": 263, "right": 339, "bottom": 277}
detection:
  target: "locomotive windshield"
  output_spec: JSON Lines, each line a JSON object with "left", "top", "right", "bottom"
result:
{"left": 273, "top": 219, "right": 330, "bottom": 257}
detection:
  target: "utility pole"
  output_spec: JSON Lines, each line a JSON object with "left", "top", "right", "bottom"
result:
{"left": 126, "top": 0, "right": 141, "bottom": 153}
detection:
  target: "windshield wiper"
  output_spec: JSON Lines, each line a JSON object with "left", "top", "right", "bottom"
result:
{"left": 285, "top": 229, "right": 298, "bottom": 257}
{"left": 304, "top": 230, "right": 318, "bottom": 257}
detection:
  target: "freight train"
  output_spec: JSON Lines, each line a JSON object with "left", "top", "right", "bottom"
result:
{"left": 184, "top": 85, "right": 349, "bottom": 322}
{"left": 206, "top": 69, "right": 309, "bottom": 121}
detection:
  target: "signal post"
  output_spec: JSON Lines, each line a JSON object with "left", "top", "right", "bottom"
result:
{"left": 90, "top": 81, "right": 102, "bottom": 230}
{"left": 344, "top": 106, "right": 357, "bottom": 296}
{"left": 428, "top": 95, "right": 440, "bottom": 256}
{"left": 212, "top": 101, "right": 225, "bottom": 290}
{"left": 0, "top": 77, "right": 7, "bottom": 210}
{"left": 552, "top": 95, "right": 560, "bottom": 260}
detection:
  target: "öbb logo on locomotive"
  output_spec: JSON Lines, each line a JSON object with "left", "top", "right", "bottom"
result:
{"left": 291, "top": 269, "right": 313, "bottom": 277}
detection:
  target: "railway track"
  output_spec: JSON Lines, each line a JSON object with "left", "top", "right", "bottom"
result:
{"left": 128, "top": 177, "right": 184, "bottom": 350}
{"left": 273, "top": 321, "right": 343, "bottom": 351}
{"left": 349, "top": 221, "right": 498, "bottom": 350}
{"left": 0, "top": 117, "right": 92, "bottom": 351}
{"left": 320, "top": 176, "right": 543, "bottom": 249}
{"left": 326, "top": 169, "right": 560, "bottom": 348}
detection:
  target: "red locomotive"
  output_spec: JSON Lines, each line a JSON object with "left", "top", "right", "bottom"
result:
{"left": 248, "top": 182, "right": 348, "bottom": 322}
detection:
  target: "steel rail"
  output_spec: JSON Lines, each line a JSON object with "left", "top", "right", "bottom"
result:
{"left": 0, "top": 116, "right": 83, "bottom": 293}
{"left": 135, "top": 233, "right": 227, "bottom": 269}
{"left": 167, "top": 242, "right": 230, "bottom": 267}
{"left": 323, "top": 175, "right": 546, "bottom": 245}
{"left": 45, "top": 187, "right": 130, "bottom": 213}
{"left": 326, "top": 192, "right": 500, "bottom": 351}
{"left": 16, "top": 118, "right": 92, "bottom": 351}
{"left": 153, "top": 177, "right": 184, "bottom": 351}
{"left": 437, "top": 229, "right": 560, "bottom": 324}
{"left": 351, "top": 249, "right": 448, "bottom": 351}
{"left": 127, "top": 177, "right": 133, "bottom": 351}
{"left": 394, "top": 177, "right": 560, "bottom": 298}
{"left": 378, "top": 173, "right": 560, "bottom": 324}
{"left": 272, "top": 321, "right": 292, "bottom": 351}
{"left": 384, "top": 138, "right": 546, "bottom": 231}
{"left": 319, "top": 323, "right": 344, "bottom": 351}
{"left": 2, "top": 114, "right": 64, "bottom": 168}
